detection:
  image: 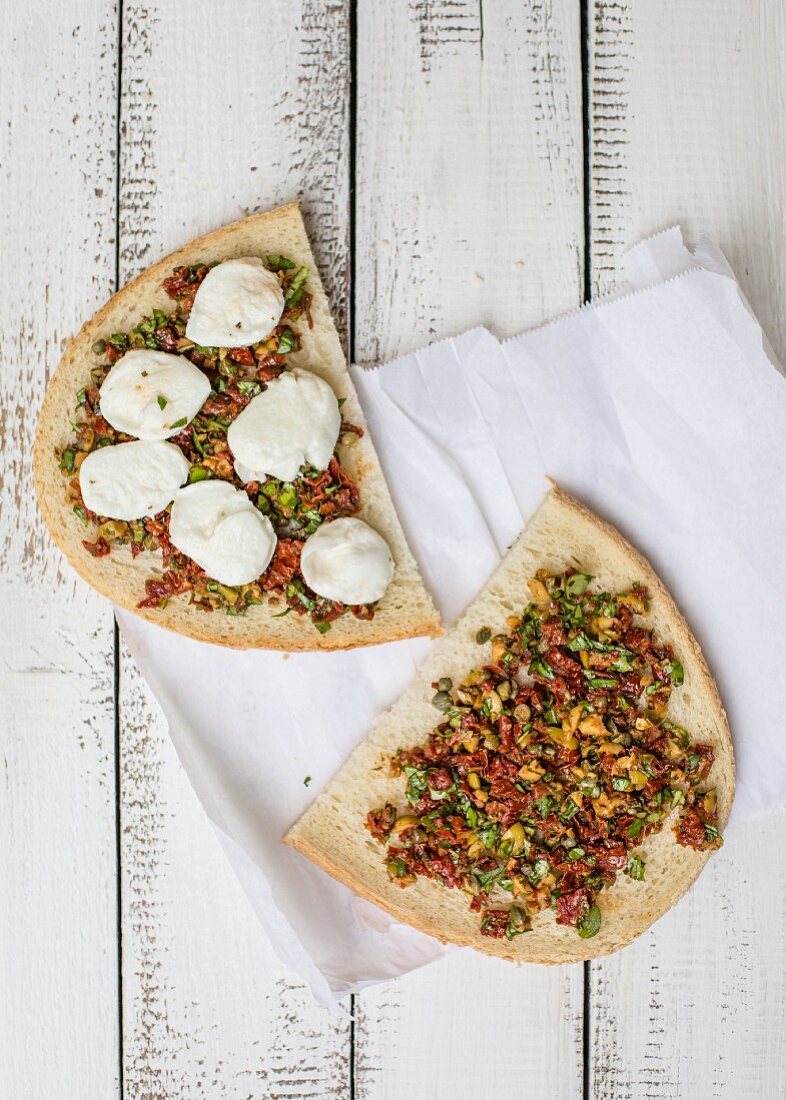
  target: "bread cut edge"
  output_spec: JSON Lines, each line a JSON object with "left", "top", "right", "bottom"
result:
{"left": 33, "top": 202, "right": 441, "bottom": 650}
{"left": 285, "top": 483, "right": 734, "bottom": 963}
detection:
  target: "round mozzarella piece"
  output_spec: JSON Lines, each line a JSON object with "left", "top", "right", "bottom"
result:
{"left": 168, "top": 480, "right": 277, "bottom": 586}
{"left": 185, "top": 257, "right": 285, "bottom": 348}
{"left": 228, "top": 367, "right": 342, "bottom": 483}
{"left": 99, "top": 349, "right": 210, "bottom": 441}
{"left": 79, "top": 440, "right": 190, "bottom": 521}
{"left": 300, "top": 517, "right": 394, "bottom": 605}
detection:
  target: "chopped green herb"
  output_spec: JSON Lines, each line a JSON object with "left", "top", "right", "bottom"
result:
{"left": 73, "top": 505, "right": 88, "bottom": 526}
{"left": 188, "top": 466, "right": 209, "bottom": 483}
{"left": 285, "top": 266, "right": 309, "bottom": 306}
{"left": 477, "top": 823, "right": 501, "bottom": 851}
{"left": 266, "top": 254, "right": 296, "bottom": 270}
{"left": 314, "top": 620, "right": 332, "bottom": 634}
{"left": 529, "top": 859, "right": 550, "bottom": 886}
{"left": 529, "top": 656, "right": 555, "bottom": 681}
{"left": 583, "top": 672, "right": 618, "bottom": 689}
{"left": 577, "top": 904, "right": 601, "bottom": 939}
{"left": 533, "top": 795, "right": 554, "bottom": 819}
{"left": 157, "top": 394, "right": 168, "bottom": 410}
{"left": 625, "top": 855, "right": 646, "bottom": 881}
{"left": 304, "top": 776, "right": 312, "bottom": 787}
{"left": 610, "top": 652, "right": 637, "bottom": 672}
{"left": 169, "top": 417, "right": 188, "bottom": 430}
{"left": 277, "top": 327, "right": 297, "bottom": 354}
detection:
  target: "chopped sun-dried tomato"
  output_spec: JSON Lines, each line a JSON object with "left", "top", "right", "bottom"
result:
{"left": 366, "top": 570, "right": 723, "bottom": 942}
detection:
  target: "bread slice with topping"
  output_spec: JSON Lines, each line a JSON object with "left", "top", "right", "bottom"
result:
{"left": 33, "top": 203, "right": 441, "bottom": 650}
{"left": 285, "top": 485, "right": 734, "bottom": 961}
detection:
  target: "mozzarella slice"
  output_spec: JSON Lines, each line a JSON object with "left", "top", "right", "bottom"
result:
{"left": 185, "top": 257, "right": 285, "bottom": 348}
{"left": 99, "top": 349, "right": 210, "bottom": 440}
{"left": 168, "top": 480, "right": 276, "bottom": 586}
{"left": 79, "top": 440, "right": 190, "bottom": 521}
{"left": 227, "top": 367, "right": 341, "bottom": 483}
{"left": 300, "top": 517, "right": 393, "bottom": 605}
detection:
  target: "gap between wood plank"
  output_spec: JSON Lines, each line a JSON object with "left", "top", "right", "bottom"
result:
{"left": 348, "top": 0, "right": 359, "bottom": 1087}
{"left": 580, "top": 2, "right": 592, "bottom": 1096}
{"left": 113, "top": 0, "right": 125, "bottom": 1094}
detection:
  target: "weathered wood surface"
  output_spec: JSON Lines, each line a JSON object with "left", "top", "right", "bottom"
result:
{"left": 587, "top": 4, "right": 786, "bottom": 1096}
{"left": 117, "top": 2, "right": 352, "bottom": 1096}
{"left": 0, "top": 2, "right": 120, "bottom": 1097}
{"left": 353, "top": 3, "right": 586, "bottom": 1097}
{"left": 3, "top": 1, "right": 786, "bottom": 1097}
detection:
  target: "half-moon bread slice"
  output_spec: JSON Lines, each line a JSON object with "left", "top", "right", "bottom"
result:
{"left": 33, "top": 203, "right": 440, "bottom": 650}
{"left": 285, "top": 485, "right": 734, "bottom": 962}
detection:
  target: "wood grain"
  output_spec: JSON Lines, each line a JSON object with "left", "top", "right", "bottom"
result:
{"left": 589, "top": 0, "right": 786, "bottom": 361}
{"left": 0, "top": 2, "right": 120, "bottom": 1097}
{"left": 354, "top": 0, "right": 585, "bottom": 365}
{"left": 355, "top": 957, "right": 583, "bottom": 1100}
{"left": 116, "top": 1, "right": 352, "bottom": 1094}
{"left": 588, "top": 4, "right": 786, "bottom": 1096}
{"left": 352, "top": 3, "right": 586, "bottom": 1096}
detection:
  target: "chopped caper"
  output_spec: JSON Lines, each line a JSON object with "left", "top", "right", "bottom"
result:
{"left": 475, "top": 626, "right": 491, "bottom": 644}
{"left": 431, "top": 690, "right": 452, "bottom": 713}
{"left": 92, "top": 338, "right": 106, "bottom": 355}
{"left": 438, "top": 676, "right": 453, "bottom": 693}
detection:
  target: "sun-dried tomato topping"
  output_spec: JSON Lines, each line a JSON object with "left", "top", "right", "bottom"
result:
{"left": 366, "top": 570, "right": 723, "bottom": 942}
{"left": 556, "top": 887, "right": 590, "bottom": 926}
{"left": 367, "top": 803, "right": 397, "bottom": 842}
{"left": 228, "top": 346, "right": 255, "bottom": 366}
{"left": 137, "top": 569, "right": 189, "bottom": 609}
{"left": 153, "top": 326, "right": 179, "bottom": 353}
{"left": 162, "top": 264, "right": 210, "bottom": 301}
{"left": 82, "top": 537, "right": 110, "bottom": 557}
{"left": 260, "top": 539, "right": 302, "bottom": 591}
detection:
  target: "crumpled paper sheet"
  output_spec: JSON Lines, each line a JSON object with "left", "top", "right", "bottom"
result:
{"left": 118, "top": 227, "right": 786, "bottom": 1008}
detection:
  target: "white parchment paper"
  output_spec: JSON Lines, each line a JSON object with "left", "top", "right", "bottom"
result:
{"left": 118, "top": 228, "right": 786, "bottom": 1007}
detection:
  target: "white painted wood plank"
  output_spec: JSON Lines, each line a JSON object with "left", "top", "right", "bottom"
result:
{"left": 0, "top": 3, "right": 120, "bottom": 1097}
{"left": 356, "top": 958, "right": 583, "bottom": 1100}
{"left": 353, "top": 4, "right": 586, "bottom": 1097}
{"left": 589, "top": 0, "right": 786, "bottom": 360}
{"left": 354, "top": 0, "right": 586, "bottom": 365}
{"left": 117, "top": 1, "right": 352, "bottom": 1092}
{"left": 588, "top": 3, "right": 786, "bottom": 1095}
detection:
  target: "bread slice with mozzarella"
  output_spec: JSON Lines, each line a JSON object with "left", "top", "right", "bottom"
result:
{"left": 285, "top": 485, "right": 734, "bottom": 962}
{"left": 33, "top": 203, "right": 441, "bottom": 650}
